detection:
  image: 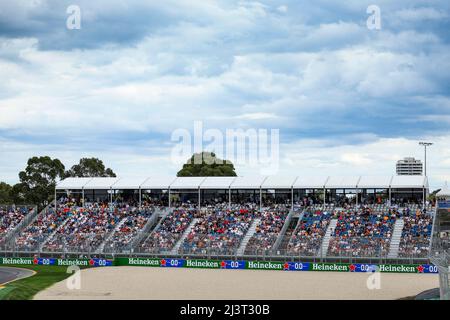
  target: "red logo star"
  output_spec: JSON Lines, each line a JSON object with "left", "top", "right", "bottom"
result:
{"left": 33, "top": 258, "right": 39, "bottom": 265}
{"left": 160, "top": 259, "right": 166, "bottom": 266}
{"left": 349, "top": 264, "right": 356, "bottom": 272}
{"left": 283, "top": 263, "right": 289, "bottom": 270}
{"left": 220, "top": 261, "right": 227, "bottom": 268}
{"left": 89, "top": 259, "right": 95, "bottom": 266}
{"left": 417, "top": 265, "right": 425, "bottom": 273}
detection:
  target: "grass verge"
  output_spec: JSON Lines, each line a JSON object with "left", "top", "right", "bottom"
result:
{"left": 0, "top": 265, "right": 74, "bottom": 300}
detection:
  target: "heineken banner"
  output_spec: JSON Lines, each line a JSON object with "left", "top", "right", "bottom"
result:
{"left": 1, "top": 257, "right": 112, "bottom": 267}
{"left": 0, "top": 257, "right": 437, "bottom": 273}
{"left": 115, "top": 257, "right": 438, "bottom": 274}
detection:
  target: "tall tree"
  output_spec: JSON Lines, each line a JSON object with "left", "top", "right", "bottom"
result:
{"left": 0, "top": 182, "right": 13, "bottom": 204}
{"left": 18, "top": 156, "right": 65, "bottom": 207}
{"left": 65, "top": 158, "right": 116, "bottom": 178}
{"left": 177, "top": 152, "right": 237, "bottom": 177}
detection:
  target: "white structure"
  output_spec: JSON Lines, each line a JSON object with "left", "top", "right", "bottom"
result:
{"left": 396, "top": 157, "right": 423, "bottom": 175}
{"left": 56, "top": 175, "right": 430, "bottom": 208}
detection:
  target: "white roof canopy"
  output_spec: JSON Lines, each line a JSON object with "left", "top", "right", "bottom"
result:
{"left": 200, "top": 177, "right": 237, "bottom": 189}
{"left": 140, "top": 177, "right": 176, "bottom": 189}
{"left": 262, "top": 176, "right": 297, "bottom": 189}
{"left": 111, "top": 177, "right": 148, "bottom": 190}
{"left": 230, "top": 176, "right": 267, "bottom": 189}
{"left": 56, "top": 175, "right": 429, "bottom": 190}
{"left": 83, "top": 177, "right": 121, "bottom": 190}
{"left": 326, "top": 176, "right": 361, "bottom": 189}
{"left": 56, "top": 177, "right": 93, "bottom": 190}
{"left": 358, "top": 176, "right": 393, "bottom": 189}
{"left": 293, "top": 176, "right": 329, "bottom": 189}
{"left": 170, "top": 177, "right": 207, "bottom": 189}
{"left": 390, "top": 175, "right": 428, "bottom": 188}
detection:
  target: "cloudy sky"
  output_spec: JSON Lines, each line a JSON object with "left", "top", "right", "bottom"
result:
{"left": 0, "top": 0, "right": 449, "bottom": 189}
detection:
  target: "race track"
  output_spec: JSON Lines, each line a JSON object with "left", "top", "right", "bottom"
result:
{"left": 34, "top": 267, "right": 439, "bottom": 300}
{"left": 0, "top": 267, "right": 35, "bottom": 286}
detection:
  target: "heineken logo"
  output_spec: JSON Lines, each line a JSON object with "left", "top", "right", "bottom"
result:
{"left": 247, "top": 261, "right": 283, "bottom": 270}
{"left": 311, "top": 263, "right": 348, "bottom": 272}
{"left": 186, "top": 260, "right": 220, "bottom": 268}
{"left": 378, "top": 264, "right": 417, "bottom": 273}
{"left": 56, "top": 259, "right": 90, "bottom": 266}
{"left": 127, "top": 257, "right": 160, "bottom": 266}
{"left": 1, "top": 257, "right": 33, "bottom": 265}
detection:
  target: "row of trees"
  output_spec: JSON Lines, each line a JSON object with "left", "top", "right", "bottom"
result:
{"left": 0, "top": 157, "right": 116, "bottom": 208}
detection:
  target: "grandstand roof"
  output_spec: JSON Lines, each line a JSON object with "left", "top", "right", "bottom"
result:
{"left": 111, "top": 177, "right": 147, "bottom": 189}
{"left": 358, "top": 176, "right": 393, "bottom": 189}
{"left": 140, "top": 176, "right": 177, "bottom": 189}
{"left": 200, "top": 177, "right": 237, "bottom": 189}
{"left": 56, "top": 177, "right": 93, "bottom": 189}
{"left": 437, "top": 183, "right": 450, "bottom": 197}
{"left": 55, "top": 175, "right": 430, "bottom": 190}
{"left": 390, "top": 175, "right": 428, "bottom": 188}
{"left": 230, "top": 176, "right": 267, "bottom": 189}
{"left": 83, "top": 177, "right": 121, "bottom": 190}
{"left": 170, "top": 177, "right": 207, "bottom": 189}
{"left": 293, "top": 176, "right": 329, "bottom": 189}
{"left": 326, "top": 176, "right": 361, "bottom": 189}
{"left": 261, "top": 176, "right": 297, "bottom": 189}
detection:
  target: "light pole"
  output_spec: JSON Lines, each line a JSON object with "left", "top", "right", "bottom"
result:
{"left": 419, "top": 142, "right": 433, "bottom": 176}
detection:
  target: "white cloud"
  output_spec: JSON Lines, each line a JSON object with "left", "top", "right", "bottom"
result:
{"left": 394, "top": 7, "right": 449, "bottom": 22}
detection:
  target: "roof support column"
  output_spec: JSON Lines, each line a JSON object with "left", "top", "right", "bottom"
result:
{"left": 291, "top": 187, "right": 294, "bottom": 208}
{"left": 259, "top": 188, "right": 262, "bottom": 211}
{"left": 229, "top": 188, "right": 231, "bottom": 209}
{"left": 389, "top": 188, "right": 392, "bottom": 206}
{"left": 168, "top": 188, "right": 171, "bottom": 208}
{"left": 139, "top": 188, "right": 142, "bottom": 208}
{"left": 423, "top": 188, "right": 426, "bottom": 209}
{"left": 198, "top": 187, "right": 201, "bottom": 209}
{"left": 82, "top": 188, "right": 85, "bottom": 208}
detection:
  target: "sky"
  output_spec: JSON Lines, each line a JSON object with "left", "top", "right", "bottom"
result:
{"left": 0, "top": 0, "right": 449, "bottom": 189}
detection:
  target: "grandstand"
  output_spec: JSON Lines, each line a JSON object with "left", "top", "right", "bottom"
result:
{"left": 0, "top": 175, "right": 437, "bottom": 264}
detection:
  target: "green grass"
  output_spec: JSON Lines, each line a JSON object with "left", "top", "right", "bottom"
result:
{"left": 0, "top": 265, "right": 74, "bottom": 300}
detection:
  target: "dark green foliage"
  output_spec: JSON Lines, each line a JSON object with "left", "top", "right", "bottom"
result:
{"left": 65, "top": 157, "right": 116, "bottom": 178}
{"left": 177, "top": 152, "right": 237, "bottom": 177}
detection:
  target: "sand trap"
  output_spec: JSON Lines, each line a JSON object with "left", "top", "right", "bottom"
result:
{"left": 34, "top": 267, "right": 439, "bottom": 300}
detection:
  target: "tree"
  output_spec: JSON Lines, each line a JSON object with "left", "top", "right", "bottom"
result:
{"left": 177, "top": 152, "right": 237, "bottom": 177}
{"left": 65, "top": 158, "right": 116, "bottom": 178}
{"left": 0, "top": 182, "right": 13, "bottom": 204}
{"left": 18, "top": 156, "right": 65, "bottom": 207}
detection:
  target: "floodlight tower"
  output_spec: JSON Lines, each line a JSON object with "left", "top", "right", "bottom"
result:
{"left": 419, "top": 142, "right": 433, "bottom": 176}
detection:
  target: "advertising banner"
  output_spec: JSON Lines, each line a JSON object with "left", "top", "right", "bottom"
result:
{"left": 1, "top": 257, "right": 437, "bottom": 274}
{"left": 0, "top": 257, "right": 112, "bottom": 267}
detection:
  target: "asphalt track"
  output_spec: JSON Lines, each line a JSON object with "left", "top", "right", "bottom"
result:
{"left": 0, "top": 267, "right": 35, "bottom": 286}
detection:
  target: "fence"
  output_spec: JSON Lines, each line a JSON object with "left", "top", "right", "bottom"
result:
{"left": 0, "top": 236, "right": 432, "bottom": 265}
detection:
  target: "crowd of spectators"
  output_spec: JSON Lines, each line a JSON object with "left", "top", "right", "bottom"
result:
{"left": 327, "top": 208, "right": 396, "bottom": 257}
{"left": 0, "top": 206, "right": 34, "bottom": 244}
{"left": 244, "top": 206, "right": 289, "bottom": 254}
{"left": 14, "top": 205, "right": 69, "bottom": 251}
{"left": 398, "top": 208, "right": 433, "bottom": 258}
{"left": 287, "top": 210, "right": 332, "bottom": 256}
{"left": 103, "top": 208, "right": 154, "bottom": 251}
{"left": 140, "top": 208, "right": 199, "bottom": 252}
{"left": 43, "top": 203, "right": 126, "bottom": 252}
{"left": 179, "top": 206, "right": 257, "bottom": 255}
